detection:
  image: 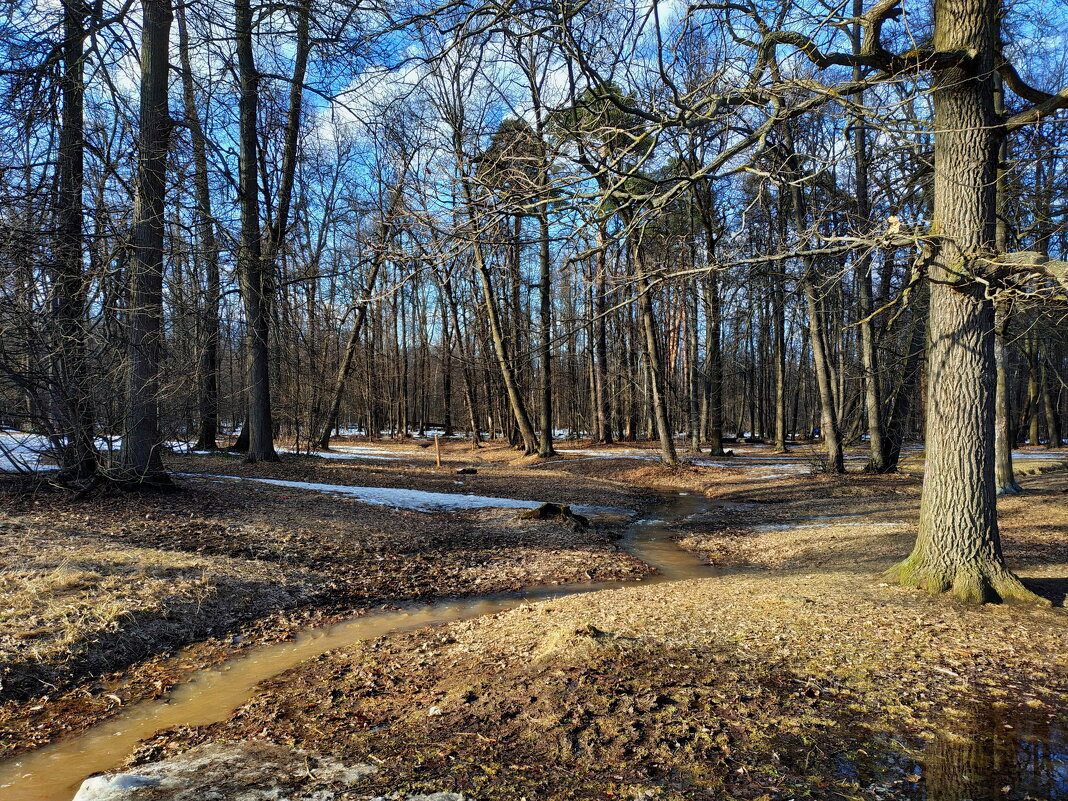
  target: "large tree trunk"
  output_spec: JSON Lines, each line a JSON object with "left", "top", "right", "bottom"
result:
{"left": 52, "top": 0, "right": 97, "bottom": 480}
{"left": 235, "top": 0, "right": 277, "bottom": 462}
{"left": 177, "top": 4, "right": 221, "bottom": 452}
{"left": 123, "top": 0, "right": 172, "bottom": 483}
{"left": 886, "top": 0, "right": 1040, "bottom": 603}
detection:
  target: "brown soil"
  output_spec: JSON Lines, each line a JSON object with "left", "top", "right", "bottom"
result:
{"left": 5, "top": 440, "right": 1068, "bottom": 800}
{"left": 0, "top": 442, "right": 656, "bottom": 757}
{"left": 116, "top": 462, "right": 1068, "bottom": 801}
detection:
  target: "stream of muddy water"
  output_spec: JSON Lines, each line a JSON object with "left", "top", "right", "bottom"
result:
{"left": 0, "top": 492, "right": 717, "bottom": 801}
{"left": 2, "top": 490, "right": 1065, "bottom": 801}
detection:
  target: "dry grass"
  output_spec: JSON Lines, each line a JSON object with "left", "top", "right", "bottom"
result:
{"left": 6, "top": 441, "right": 1068, "bottom": 797}
{"left": 0, "top": 447, "right": 654, "bottom": 730}
{"left": 146, "top": 471, "right": 1068, "bottom": 798}
{"left": 0, "top": 527, "right": 307, "bottom": 699}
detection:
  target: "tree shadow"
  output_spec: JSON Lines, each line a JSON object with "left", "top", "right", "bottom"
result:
{"left": 1020, "top": 576, "right": 1068, "bottom": 607}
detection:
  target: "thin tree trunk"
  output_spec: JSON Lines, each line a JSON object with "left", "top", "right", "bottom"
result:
{"left": 631, "top": 238, "right": 678, "bottom": 464}
{"left": 772, "top": 265, "right": 788, "bottom": 453}
{"left": 455, "top": 144, "right": 538, "bottom": 454}
{"left": 993, "top": 304, "right": 1020, "bottom": 492}
{"left": 852, "top": 20, "right": 888, "bottom": 471}
{"left": 53, "top": 0, "right": 97, "bottom": 480}
{"left": 177, "top": 4, "right": 221, "bottom": 452}
{"left": 317, "top": 257, "right": 382, "bottom": 448}
{"left": 235, "top": 0, "right": 277, "bottom": 462}
{"left": 593, "top": 224, "right": 612, "bottom": 443}
{"left": 536, "top": 209, "right": 555, "bottom": 456}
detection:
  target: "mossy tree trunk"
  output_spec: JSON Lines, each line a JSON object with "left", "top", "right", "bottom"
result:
{"left": 885, "top": 0, "right": 1040, "bottom": 603}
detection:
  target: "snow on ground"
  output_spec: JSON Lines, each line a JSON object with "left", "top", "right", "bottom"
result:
{"left": 278, "top": 446, "right": 405, "bottom": 461}
{"left": 0, "top": 431, "right": 55, "bottom": 471}
{"left": 557, "top": 448, "right": 660, "bottom": 460}
{"left": 1012, "top": 450, "right": 1068, "bottom": 461}
{"left": 189, "top": 474, "right": 635, "bottom": 519}
{"left": 0, "top": 431, "right": 120, "bottom": 472}
{"left": 164, "top": 441, "right": 213, "bottom": 455}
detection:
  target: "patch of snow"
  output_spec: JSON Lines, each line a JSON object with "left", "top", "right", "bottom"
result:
{"left": 188, "top": 474, "right": 634, "bottom": 518}
{"left": 1012, "top": 450, "right": 1068, "bottom": 461}
{"left": 557, "top": 448, "right": 660, "bottom": 460}
{"left": 70, "top": 741, "right": 377, "bottom": 801}
{"left": 279, "top": 446, "right": 401, "bottom": 461}
{"left": 73, "top": 774, "right": 161, "bottom": 800}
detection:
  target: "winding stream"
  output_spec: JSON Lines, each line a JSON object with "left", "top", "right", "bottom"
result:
{"left": 0, "top": 492, "right": 718, "bottom": 801}
{"left": 3, "top": 489, "right": 1065, "bottom": 801}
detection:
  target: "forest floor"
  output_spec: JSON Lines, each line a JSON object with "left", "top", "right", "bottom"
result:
{"left": 2, "top": 437, "right": 1068, "bottom": 800}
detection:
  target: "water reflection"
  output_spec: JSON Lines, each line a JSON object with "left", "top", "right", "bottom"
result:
{"left": 848, "top": 702, "right": 1068, "bottom": 800}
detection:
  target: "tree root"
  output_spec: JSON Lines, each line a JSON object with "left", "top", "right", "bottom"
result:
{"left": 885, "top": 555, "right": 1050, "bottom": 606}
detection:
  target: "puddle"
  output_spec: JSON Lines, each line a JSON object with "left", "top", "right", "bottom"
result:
{"left": 839, "top": 703, "right": 1068, "bottom": 800}
{"left": 0, "top": 493, "right": 714, "bottom": 801}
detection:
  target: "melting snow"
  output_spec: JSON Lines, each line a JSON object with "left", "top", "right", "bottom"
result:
{"left": 0, "top": 431, "right": 119, "bottom": 472}
{"left": 279, "top": 446, "right": 403, "bottom": 461}
{"left": 187, "top": 474, "right": 634, "bottom": 518}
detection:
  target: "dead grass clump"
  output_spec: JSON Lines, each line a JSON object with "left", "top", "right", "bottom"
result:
{"left": 0, "top": 538, "right": 305, "bottom": 699}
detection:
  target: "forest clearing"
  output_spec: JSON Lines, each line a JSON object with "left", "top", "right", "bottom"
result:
{"left": 1, "top": 440, "right": 1067, "bottom": 799}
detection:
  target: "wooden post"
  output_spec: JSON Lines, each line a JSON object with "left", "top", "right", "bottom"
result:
{"left": 435, "top": 434, "right": 441, "bottom": 467}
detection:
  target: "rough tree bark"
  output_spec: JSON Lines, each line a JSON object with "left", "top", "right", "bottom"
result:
{"left": 235, "top": 0, "right": 277, "bottom": 462}
{"left": 885, "top": 0, "right": 1041, "bottom": 603}
{"left": 123, "top": 0, "right": 172, "bottom": 483}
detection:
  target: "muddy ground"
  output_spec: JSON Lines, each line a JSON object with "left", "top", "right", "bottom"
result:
{"left": 2, "top": 438, "right": 1068, "bottom": 800}
{"left": 0, "top": 440, "right": 657, "bottom": 755}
